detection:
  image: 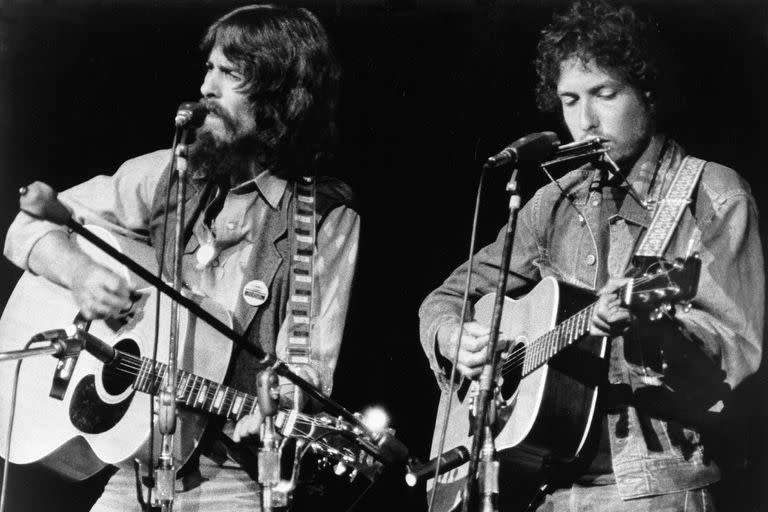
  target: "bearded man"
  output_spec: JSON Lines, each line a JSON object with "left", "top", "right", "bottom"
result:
{"left": 4, "top": 5, "right": 358, "bottom": 511}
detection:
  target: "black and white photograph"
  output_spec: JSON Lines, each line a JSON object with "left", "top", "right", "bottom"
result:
{"left": 0, "top": 0, "right": 766, "bottom": 511}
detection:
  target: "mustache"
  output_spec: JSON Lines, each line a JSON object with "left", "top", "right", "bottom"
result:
{"left": 200, "top": 99, "right": 238, "bottom": 131}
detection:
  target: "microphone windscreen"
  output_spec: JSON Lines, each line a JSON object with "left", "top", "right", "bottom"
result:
{"left": 175, "top": 101, "right": 208, "bottom": 127}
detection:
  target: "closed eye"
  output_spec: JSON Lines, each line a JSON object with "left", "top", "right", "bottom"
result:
{"left": 597, "top": 88, "right": 617, "bottom": 99}
{"left": 559, "top": 94, "right": 578, "bottom": 107}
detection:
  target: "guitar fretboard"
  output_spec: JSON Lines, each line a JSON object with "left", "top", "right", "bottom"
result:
{"left": 520, "top": 303, "right": 598, "bottom": 377}
{"left": 122, "top": 354, "right": 261, "bottom": 421}
{"left": 108, "top": 352, "right": 382, "bottom": 481}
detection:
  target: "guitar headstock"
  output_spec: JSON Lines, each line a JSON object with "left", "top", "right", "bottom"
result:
{"left": 623, "top": 254, "right": 702, "bottom": 318}
{"left": 277, "top": 410, "right": 385, "bottom": 482}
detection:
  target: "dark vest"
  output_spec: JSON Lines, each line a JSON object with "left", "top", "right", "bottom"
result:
{"left": 147, "top": 166, "right": 355, "bottom": 395}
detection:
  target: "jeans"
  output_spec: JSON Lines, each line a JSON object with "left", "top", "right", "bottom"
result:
{"left": 537, "top": 484, "right": 715, "bottom": 512}
{"left": 90, "top": 455, "right": 261, "bottom": 512}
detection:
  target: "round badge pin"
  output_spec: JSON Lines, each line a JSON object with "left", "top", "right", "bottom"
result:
{"left": 196, "top": 243, "right": 217, "bottom": 268}
{"left": 242, "top": 280, "right": 269, "bottom": 307}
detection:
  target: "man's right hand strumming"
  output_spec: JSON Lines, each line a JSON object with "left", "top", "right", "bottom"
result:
{"left": 436, "top": 320, "right": 510, "bottom": 379}
{"left": 70, "top": 260, "right": 133, "bottom": 320}
{"left": 27, "top": 230, "right": 133, "bottom": 320}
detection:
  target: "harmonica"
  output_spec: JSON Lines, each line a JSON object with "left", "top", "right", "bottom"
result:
{"left": 541, "top": 137, "right": 608, "bottom": 167}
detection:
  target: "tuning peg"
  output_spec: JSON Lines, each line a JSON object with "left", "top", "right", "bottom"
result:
{"left": 649, "top": 302, "right": 674, "bottom": 321}
{"left": 348, "top": 469, "right": 358, "bottom": 482}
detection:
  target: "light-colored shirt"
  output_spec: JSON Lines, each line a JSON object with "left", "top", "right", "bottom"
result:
{"left": 4, "top": 149, "right": 360, "bottom": 396}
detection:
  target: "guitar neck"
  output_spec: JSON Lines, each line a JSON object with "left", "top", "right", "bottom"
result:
{"left": 521, "top": 302, "right": 597, "bottom": 377}
{"left": 118, "top": 352, "right": 262, "bottom": 422}
{"left": 109, "top": 351, "right": 382, "bottom": 480}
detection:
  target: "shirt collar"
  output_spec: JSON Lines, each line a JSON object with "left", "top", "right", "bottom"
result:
{"left": 624, "top": 133, "right": 667, "bottom": 195}
{"left": 612, "top": 133, "right": 670, "bottom": 227}
{"left": 230, "top": 164, "right": 288, "bottom": 210}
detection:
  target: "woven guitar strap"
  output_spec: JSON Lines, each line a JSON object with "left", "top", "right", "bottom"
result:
{"left": 286, "top": 176, "right": 317, "bottom": 367}
{"left": 635, "top": 156, "right": 706, "bottom": 259}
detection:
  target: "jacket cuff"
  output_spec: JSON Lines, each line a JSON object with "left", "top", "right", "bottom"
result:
{"left": 420, "top": 312, "right": 462, "bottom": 391}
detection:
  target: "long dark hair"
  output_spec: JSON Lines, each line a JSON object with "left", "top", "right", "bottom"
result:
{"left": 201, "top": 5, "right": 341, "bottom": 176}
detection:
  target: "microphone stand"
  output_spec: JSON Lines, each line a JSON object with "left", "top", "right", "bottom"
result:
{"left": 0, "top": 342, "right": 76, "bottom": 363}
{"left": 257, "top": 368, "right": 281, "bottom": 512}
{"left": 0, "top": 328, "right": 87, "bottom": 512}
{"left": 461, "top": 165, "right": 522, "bottom": 512}
{"left": 154, "top": 127, "right": 193, "bottom": 511}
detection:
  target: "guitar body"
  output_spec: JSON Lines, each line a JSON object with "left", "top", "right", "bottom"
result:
{"left": 0, "top": 226, "right": 233, "bottom": 480}
{"left": 427, "top": 277, "right": 608, "bottom": 512}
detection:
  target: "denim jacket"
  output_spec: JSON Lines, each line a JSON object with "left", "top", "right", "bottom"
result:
{"left": 418, "top": 134, "right": 764, "bottom": 499}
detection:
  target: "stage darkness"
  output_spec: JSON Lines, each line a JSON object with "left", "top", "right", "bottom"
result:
{"left": 0, "top": 1, "right": 766, "bottom": 511}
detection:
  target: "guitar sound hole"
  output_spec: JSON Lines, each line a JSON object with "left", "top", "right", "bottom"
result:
{"left": 102, "top": 338, "right": 140, "bottom": 396}
{"left": 500, "top": 342, "right": 525, "bottom": 401}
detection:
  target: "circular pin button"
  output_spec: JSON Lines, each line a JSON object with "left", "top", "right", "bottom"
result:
{"left": 196, "top": 243, "right": 217, "bottom": 267}
{"left": 242, "top": 280, "right": 269, "bottom": 307}
{"left": 585, "top": 254, "right": 596, "bottom": 266}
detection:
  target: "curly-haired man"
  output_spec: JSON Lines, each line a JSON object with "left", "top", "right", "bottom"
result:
{"left": 419, "top": 1, "right": 762, "bottom": 510}
{"left": 5, "top": 5, "right": 358, "bottom": 511}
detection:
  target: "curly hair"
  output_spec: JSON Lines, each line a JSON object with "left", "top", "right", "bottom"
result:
{"left": 201, "top": 5, "right": 341, "bottom": 176}
{"left": 534, "top": 0, "right": 664, "bottom": 112}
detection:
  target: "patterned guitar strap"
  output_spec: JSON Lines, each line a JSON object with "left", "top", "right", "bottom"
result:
{"left": 631, "top": 156, "right": 706, "bottom": 387}
{"left": 286, "top": 176, "right": 317, "bottom": 370}
{"left": 634, "top": 155, "right": 706, "bottom": 260}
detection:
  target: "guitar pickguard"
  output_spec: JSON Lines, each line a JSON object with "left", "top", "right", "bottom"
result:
{"left": 68, "top": 337, "right": 142, "bottom": 434}
{"left": 69, "top": 376, "right": 134, "bottom": 434}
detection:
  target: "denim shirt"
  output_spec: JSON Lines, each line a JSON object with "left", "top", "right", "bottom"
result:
{"left": 418, "top": 134, "right": 764, "bottom": 499}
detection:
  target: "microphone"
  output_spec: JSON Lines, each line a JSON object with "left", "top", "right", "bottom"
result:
{"left": 375, "top": 432, "right": 409, "bottom": 467}
{"left": 174, "top": 101, "right": 208, "bottom": 128}
{"left": 34, "top": 325, "right": 117, "bottom": 362}
{"left": 404, "top": 446, "right": 470, "bottom": 487}
{"left": 484, "top": 131, "right": 560, "bottom": 169}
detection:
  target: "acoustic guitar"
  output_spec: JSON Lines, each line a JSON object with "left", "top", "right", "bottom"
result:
{"left": 427, "top": 256, "right": 701, "bottom": 512}
{"left": 0, "top": 226, "right": 380, "bottom": 482}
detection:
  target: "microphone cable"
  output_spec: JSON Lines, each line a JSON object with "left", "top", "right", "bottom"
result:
{"left": 0, "top": 339, "right": 39, "bottom": 512}
{"left": 427, "top": 166, "right": 487, "bottom": 512}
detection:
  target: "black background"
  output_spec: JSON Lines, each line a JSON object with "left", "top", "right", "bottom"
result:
{"left": 0, "top": 0, "right": 767, "bottom": 511}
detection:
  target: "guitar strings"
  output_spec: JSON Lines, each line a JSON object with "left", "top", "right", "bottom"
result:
{"left": 94, "top": 356, "right": 358, "bottom": 457}
{"left": 95, "top": 353, "right": 330, "bottom": 429}
{"left": 99, "top": 270, "right": 670, "bottom": 393}
{"left": 492, "top": 270, "right": 676, "bottom": 378}
{"left": 92, "top": 355, "right": 375, "bottom": 485}
{"left": 497, "top": 283, "right": 667, "bottom": 377}
{"left": 495, "top": 303, "right": 596, "bottom": 378}
{"left": 100, "top": 269, "right": 671, "bottom": 392}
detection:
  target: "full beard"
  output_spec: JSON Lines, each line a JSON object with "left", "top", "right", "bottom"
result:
{"left": 187, "top": 106, "right": 264, "bottom": 185}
